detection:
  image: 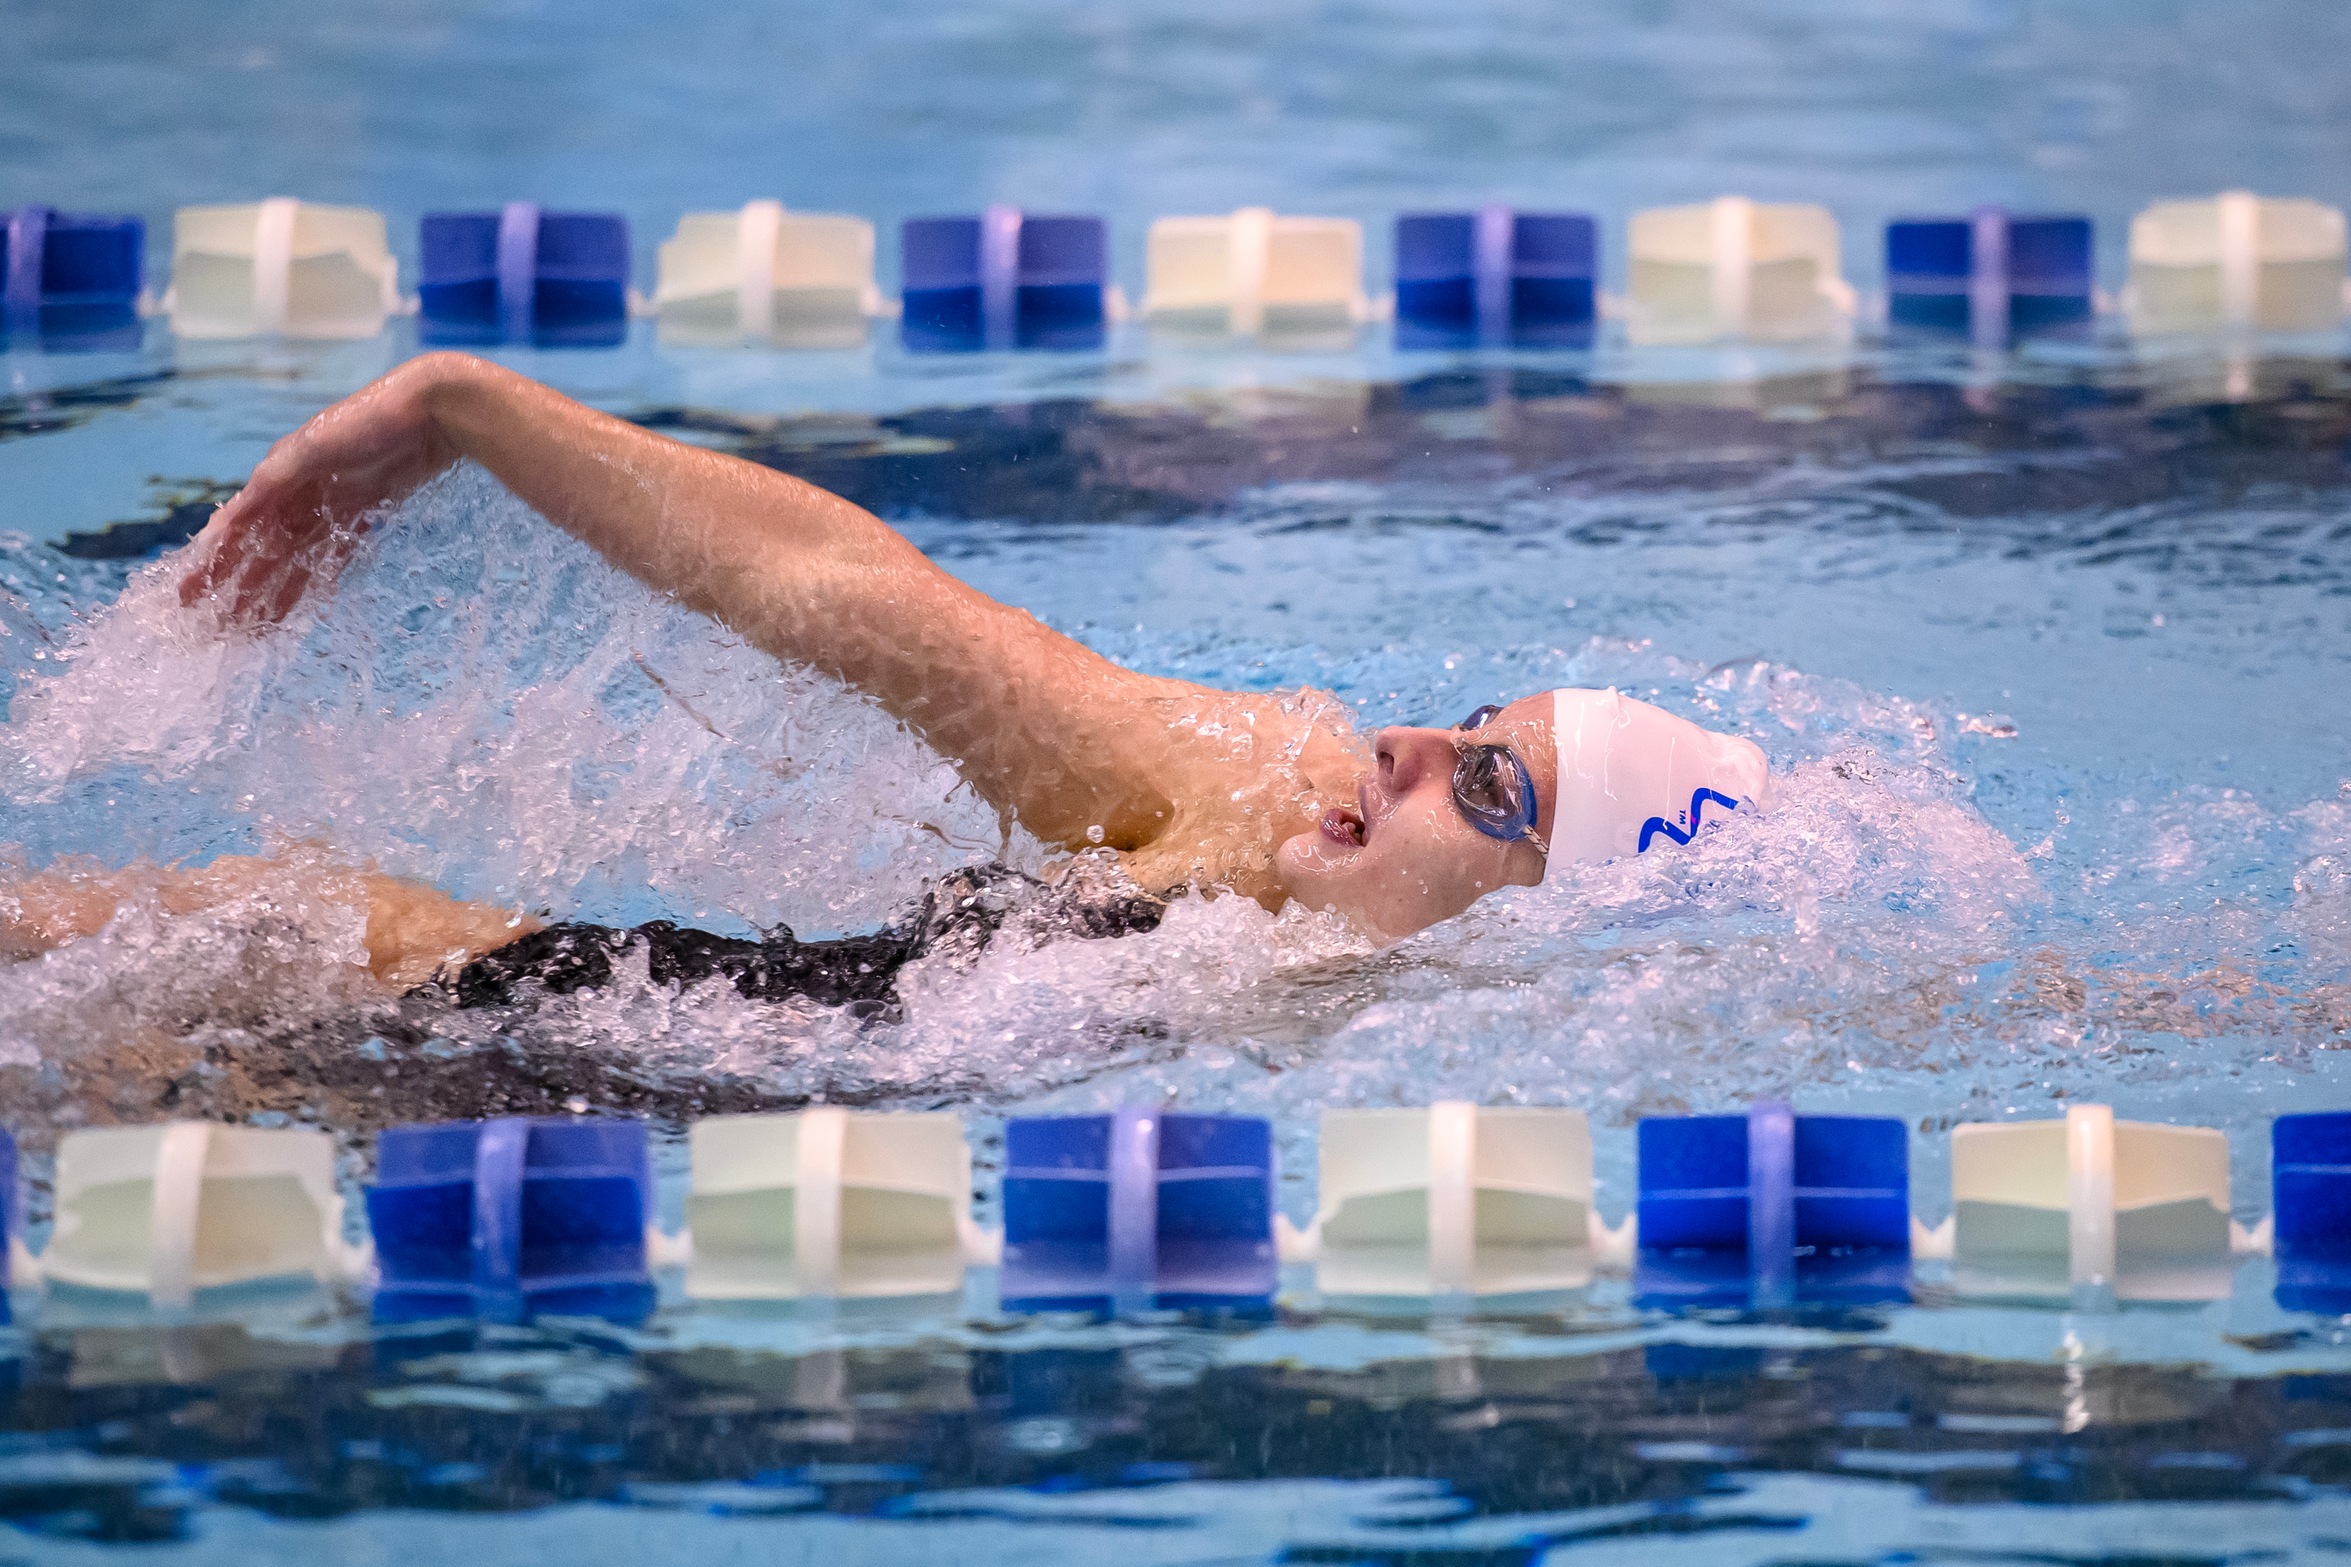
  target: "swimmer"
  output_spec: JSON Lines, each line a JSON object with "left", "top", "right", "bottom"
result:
{"left": 0, "top": 353, "right": 1770, "bottom": 1007}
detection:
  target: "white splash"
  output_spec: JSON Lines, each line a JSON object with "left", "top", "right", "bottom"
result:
{"left": 0, "top": 465, "right": 2335, "bottom": 1151}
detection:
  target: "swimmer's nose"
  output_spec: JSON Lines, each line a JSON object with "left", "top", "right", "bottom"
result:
{"left": 1374, "top": 727, "right": 1460, "bottom": 797}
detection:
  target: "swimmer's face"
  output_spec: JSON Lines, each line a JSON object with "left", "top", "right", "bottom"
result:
{"left": 1276, "top": 693, "right": 1554, "bottom": 942}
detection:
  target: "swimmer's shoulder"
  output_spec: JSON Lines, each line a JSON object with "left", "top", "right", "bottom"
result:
{"left": 1108, "top": 683, "right": 1365, "bottom": 905}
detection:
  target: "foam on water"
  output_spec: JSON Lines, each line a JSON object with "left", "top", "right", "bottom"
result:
{"left": 1, "top": 466, "right": 1024, "bottom": 932}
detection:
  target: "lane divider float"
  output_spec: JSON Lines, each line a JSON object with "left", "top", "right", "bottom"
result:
{"left": 1945, "top": 1104, "right": 2238, "bottom": 1306}
{"left": 901, "top": 208, "right": 1111, "bottom": 353}
{"left": 366, "top": 1115, "right": 657, "bottom": 1323}
{"left": 1885, "top": 207, "right": 2094, "bottom": 345}
{"left": 653, "top": 201, "right": 881, "bottom": 349}
{"left": 37, "top": 1121, "right": 354, "bottom": 1311}
{"left": 2, "top": 205, "right": 144, "bottom": 351}
{"left": 164, "top": 198, "right": 400, "bottom": 340}
{"left": 1635, "top": 1103, "right": 1911, "bottom": 1309}
{"left": 2128, "top": 190, "right": 2347, "bottom": 337}
{"left": 419, "top": 205, "right": 630, "bottom": 348}
{"left": 684, "top": 1108, "right": 977, "bottom": 1301}
{"left": 1625, "top": 195, "right": 1854, "bottom": 346}
{"left": 1143, "top": 206, "right": 1369, "bottom": 346}
{"left": 2, "top": 1098, "right": 2347, "bottom": 1325}
{"left": 1393, "top": 207, "right": 1598, "bottom": 349}
{"left": 1310, "top": 1102, "right": 1605, "bottom": 1300}
{"left": 1000, "top": 1106, "right": 1277, "bottom": 1312}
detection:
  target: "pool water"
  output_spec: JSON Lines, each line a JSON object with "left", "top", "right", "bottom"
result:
{"left": 7, "top": 0, "right": 2351, "bottom": 1561}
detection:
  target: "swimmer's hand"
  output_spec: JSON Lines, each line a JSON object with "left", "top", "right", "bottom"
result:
{"left": 179, "top": 356, "right": 458, "bottom": 622}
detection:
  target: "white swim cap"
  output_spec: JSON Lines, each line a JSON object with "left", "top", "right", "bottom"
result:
{"left": 1547, "top": 688, "right": 1771, "bottom": 876}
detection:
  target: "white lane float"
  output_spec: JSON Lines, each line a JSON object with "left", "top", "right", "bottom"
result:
{"left": 1311, "top": 1103, "right": 1601, "bottom": 1299}
{"left": 1143, "top": 207, "right": 1368, "bottom": 346}
{"left": 1945, "top": 1105, "right": 2236, "bottom": 1304}
{"left": 40, "top": 1122, "right": 349, "bottom": 1309}
{"left": 1625, "top": 195, "right": 1853, "bottom": 345}
{"left": 685, "top": 1108, "right": 976, "bottom": 1300}
{"left": 657, "top": 200, "right": 881, "bottom": 348}
{"left": 166, "top": 198, "right": 400, "bottom": 340}
{"left": 2128, "top": 191, "right": 2347, "bottom": 336}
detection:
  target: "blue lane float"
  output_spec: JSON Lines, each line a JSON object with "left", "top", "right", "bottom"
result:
{"left": 1, "top": 207, "right": 144, "bottom": 351}
{"left": 367, "top": 1116, "right": 656, "bottom": 1323}
{"left": 419, "top": 205, "right": 631, "bottom": 348}
{"left": 2273, "top": 1112, "right": 2351, "bottom": 1312}
{"left": 1635, "top": 1103, "right": 1911, "bottom": 1308}
{"left": 900, "top": 207, "right": 1109, "bottom": 353}
{"left": 1394, "top": 207, "right": 1597, "bottom": 350}
{"left": 999, "top": 1106, "right": 1277, "bottom": 1312}
{"left": 1885, "top": 208, "right": 2094, "bottom": 343}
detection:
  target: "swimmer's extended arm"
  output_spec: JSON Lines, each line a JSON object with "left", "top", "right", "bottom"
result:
{"left": 180, "top": 353, "right": 1192, "bottom": 850}
{"left": 0, "top": 853, "right": 537, "bottom": 989}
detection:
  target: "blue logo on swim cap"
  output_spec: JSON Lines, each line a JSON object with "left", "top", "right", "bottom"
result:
{"left": 1636, "top": 788, "right": 1742, "bottom": 853}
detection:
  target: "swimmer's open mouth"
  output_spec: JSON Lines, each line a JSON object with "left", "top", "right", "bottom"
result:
{"left": 1321, "top": 796, "right": 1369, "bottom": 848}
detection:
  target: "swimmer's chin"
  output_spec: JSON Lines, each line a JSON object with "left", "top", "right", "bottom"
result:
{"left": 1272, "top": 830, "right": 1412, "bottom": 947}
{"left": 1275, "top": 825, "right": 1365, "bottom": 885}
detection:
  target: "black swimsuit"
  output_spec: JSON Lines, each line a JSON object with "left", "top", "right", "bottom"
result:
{"left": 444, "top": 857, "right": 1168, "bottom": 1016}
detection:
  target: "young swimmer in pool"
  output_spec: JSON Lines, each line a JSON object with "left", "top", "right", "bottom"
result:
{"left": 0, "top": 353, "right": 1771, "bottom": 1004}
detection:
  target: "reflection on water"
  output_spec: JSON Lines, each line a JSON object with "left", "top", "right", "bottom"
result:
{"left": 646, "top": 359, "right": 2351, "bottom": 542}
{"left": 4, "top": 1303, "right": 2351, "bottom": 1560}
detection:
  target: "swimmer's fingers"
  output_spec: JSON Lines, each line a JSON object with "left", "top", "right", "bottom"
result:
{"left": 179, "top": 440, "right": 384, "bottom": 621}
{"left": 254, "top": 525, "right": 369, "bottom": 623}
{"left": 252, "top": 559, "right": 316, "bottom": 625}
{"left": 223, "top": 520, "right": 352, "bottom": 625}
{"left": 178, "top": 479, "right": 330, "bottom": 622}
{"left": 177, "top": 490, "right": 264, "bottom": 612}
{"left": 177, "top": 426, "right": 315, "bottom": 606}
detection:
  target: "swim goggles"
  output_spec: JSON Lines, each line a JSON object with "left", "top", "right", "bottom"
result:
{"left": 1452, "top": 704, "right": 1541, "bottom": 844}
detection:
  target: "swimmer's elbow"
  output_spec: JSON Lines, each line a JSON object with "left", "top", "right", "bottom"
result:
{"left": 361, "top": 876, "right": 542, "bottom": 991}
